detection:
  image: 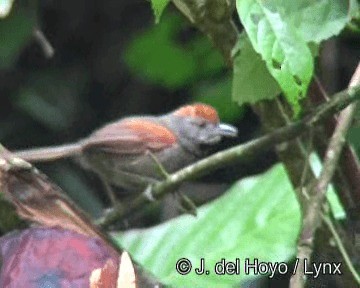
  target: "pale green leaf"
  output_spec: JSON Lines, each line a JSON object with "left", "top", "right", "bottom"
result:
{"left": 114, "top": 164, "right": 301, "bottom": 287}
{"left": 235, "top": 0, "right": 356, "bottom": 111}
{"left": 276, "top": 0, "right": 359, "bottom": 43}
{"left": 232, "top": 33, "right": 281, "bottom": 106}
{"left": 236, "top": 0, "right": 314, "bottom": 113}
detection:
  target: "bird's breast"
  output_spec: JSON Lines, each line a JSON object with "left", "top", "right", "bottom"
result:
{"left": 79, "top": 144, "right": 199, "bottom": 192}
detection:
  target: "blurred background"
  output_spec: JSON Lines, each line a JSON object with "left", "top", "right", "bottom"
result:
{"left": 0, "top": 1, "right": 359, "bottom": 223}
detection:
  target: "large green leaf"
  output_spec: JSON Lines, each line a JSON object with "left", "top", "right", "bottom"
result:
{"left": 124, "top": 13, "right": 224, "bottom": 89}
{"left": 275, "top": 0, "right": 359, "bottom": 43}
{"left": 235, "top": 0, "right": 357, "bottom": 111}
{"left": 236, "top": 0, "right": 314, "bottom": 113}
{"left": 232, "top": 33, "right": 281, "bottom": 106}
{"left": 151, "top": 0, "right": 170, "bottom": 23}
{"left": 114, "top": 164, "right": 302, "bottom": 287}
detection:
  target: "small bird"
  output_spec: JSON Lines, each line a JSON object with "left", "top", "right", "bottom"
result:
{"left": 15, "top": 103, "right": 238, "bottom": 201}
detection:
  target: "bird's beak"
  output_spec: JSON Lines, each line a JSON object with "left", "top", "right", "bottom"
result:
{"left": 217, "top": 123, "right": 238, "bottom": 137}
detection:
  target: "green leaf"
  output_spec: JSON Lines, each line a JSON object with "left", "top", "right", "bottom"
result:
{"left": 124, "top": 13, "right": 224, "bottom": 89}
{"left": 124, "top": 17, "right": 197, "bottom": 89}
{"left": 235, "top": 0, "right": 357, "bottom": 111}
{"left": 0, "top": 4, "right": 35, "bottom": 68}
{"left": 114, "top": 164, "right": 301, "bottom": 287}
{"left": 0, "top": 0, "right": 14, "bottom": 18}
{"left": 236, "top": 0, "right": 314, "bottom": 113}
{"left": 232, "top": 33, "right": 281, "bottom": 106}
{"left": 276, "top": 0, "right": 359, "bottom": 43}
{"left": 151, "top": 0, "right": 170, "bottom": 23}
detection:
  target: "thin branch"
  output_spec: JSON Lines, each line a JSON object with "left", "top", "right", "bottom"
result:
{"left": 299, "top": 130, "right": 314, "bottom": 189}
{"left": 290, "top": 63, "right": 360, "bottom": 288}
{"left": 322, "top": 209, "right": 360, "bottom": 284}
{"left": 98, "top": 85, "right": 360, "bottom": 228}
{"left": 33, "top": 28, "right": 55, "bottom": 58}
{"left": 309, "top": 78, "right": 360, "bottom": 219}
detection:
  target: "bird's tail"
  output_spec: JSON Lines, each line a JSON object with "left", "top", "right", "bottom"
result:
{"left": 15, "top": 143, "right": 83, "bottom": 162}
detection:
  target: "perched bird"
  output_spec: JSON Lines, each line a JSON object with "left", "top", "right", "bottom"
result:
{"left": 15, "top": 103, "right": 238, "bottom": 201}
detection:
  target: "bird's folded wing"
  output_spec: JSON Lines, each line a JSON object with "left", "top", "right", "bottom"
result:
{"left": 83, "top": 119, "right": 177, "bottom": 154}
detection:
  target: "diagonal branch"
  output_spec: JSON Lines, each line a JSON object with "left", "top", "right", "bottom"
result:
{"left": 290, "top": 63, "right": 360, "bottom": 288}
{"left": 99, "top": 84, "right": 360, "bottom": 228}
{"left": 308, "top": 78, "right": 360, "bottom": 219}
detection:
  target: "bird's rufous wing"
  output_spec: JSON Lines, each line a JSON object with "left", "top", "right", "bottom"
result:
{"left": 83, "top": 119, "right": 177, "bottom": 154}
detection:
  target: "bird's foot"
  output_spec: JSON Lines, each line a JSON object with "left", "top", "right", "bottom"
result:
{"left": 176, "top": 192, "right": 197, "bottom": 217}
{"left": 143, "top": 185, "right": 156, "bottom": 202}
{"left": 145, "top": 151, "right": 170, "bottom": 180}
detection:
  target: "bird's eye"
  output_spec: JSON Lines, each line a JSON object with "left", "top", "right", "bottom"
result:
{"left": 198, "top": 121, "right": 207, "bottom": 127}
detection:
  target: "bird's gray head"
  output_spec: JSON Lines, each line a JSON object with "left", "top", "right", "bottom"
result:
{"left": 166, "top": 103, "right": 238, "bottom": 156}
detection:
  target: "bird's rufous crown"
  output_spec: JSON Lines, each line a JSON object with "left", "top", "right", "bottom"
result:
{"left": 173, "top": 103, "right": 219, "bottom": 124}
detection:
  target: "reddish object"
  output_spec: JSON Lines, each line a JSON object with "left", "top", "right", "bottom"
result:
{"left": 0, "top": 227, "right": 119, "bottom": 288}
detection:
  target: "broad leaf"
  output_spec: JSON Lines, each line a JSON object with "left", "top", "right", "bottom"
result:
{"left": 114, "top": 160, "right": 345, "bottom": 287}
{"left": 236, "top": 0, "right": 314, "bottom": 113}
{"left": 232, "top": 33, "right": 281, "bottom": 106}
{"left": 235, "top": 0, "right": 357, "bottom": 111}
{"left": 114, "top": 164, "right": 301, "bottom": 287}
{"left": 276, "top": 0, "right": 359, "bottom": 43}
{"left": 124, "top": 14, "right": 224, "bottom": 89}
